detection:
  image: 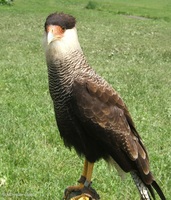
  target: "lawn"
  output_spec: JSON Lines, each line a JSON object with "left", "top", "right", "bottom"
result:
{"left": 0, "top": 0, "right": 171, "bottom": 199}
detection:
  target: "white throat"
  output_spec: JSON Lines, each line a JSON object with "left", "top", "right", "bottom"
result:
{"left": 45, "top": 27, "right": 82, "bottom": 61}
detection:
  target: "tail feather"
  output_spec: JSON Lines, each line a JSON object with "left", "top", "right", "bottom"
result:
{"left": 152, "top": 180, "right": 166, "bottom": 200}
{"left": 146, "top": 185, "right": 155, "bottom": 200}
{"left": 131, "top": 171, "right": 152, "bottom": 200}
{"left": 131, "top": 171, "right": 166, "bottom": 200}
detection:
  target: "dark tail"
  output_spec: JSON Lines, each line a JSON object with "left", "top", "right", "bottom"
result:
{"left": 152, "top": 180, "right": 166, "bottom": 200}
{"left": 131, "top": 172, "right": 166, "bottom": 200}
{"left": 131, "top": 171, "right": 152, "bottom": 200}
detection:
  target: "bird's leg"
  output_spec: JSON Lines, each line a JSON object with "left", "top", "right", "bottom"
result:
{"left": 84, "top": 161, "right": 94, "bottom": 187}
{"left": 77, "top": 159, "right": 88, "bottom": 185}
{"left": 67, "top": 159, "right": 88, "bottom": 191}
{"left": 63, "top": 160, "right": 88, "bottom": 199}
{"left": 64, "top": 160, "right": 100, "bottom": 199}
{"left": 80, "top": 162, "right": 100, "bottom": 199}
{"left": 75, "top": 161, "right": 94, "bottom": 188}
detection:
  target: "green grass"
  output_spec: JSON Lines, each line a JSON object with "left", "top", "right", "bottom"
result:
{"left": 85, "top": 0, "right": 171, "bottom": 21}
{"left": 0, "top": 0, "right": 171, "bottom": 199}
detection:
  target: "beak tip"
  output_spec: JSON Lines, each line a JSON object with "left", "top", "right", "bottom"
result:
{"left": 47, "top": 31, "right": 54, "bottom": 45}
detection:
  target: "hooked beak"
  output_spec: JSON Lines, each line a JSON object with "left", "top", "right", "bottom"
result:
{"left": 47, "top": 30, "right": 54, "bottom": 45}
{"left": 46, "top": 25, "right": 64, "bottom": 45}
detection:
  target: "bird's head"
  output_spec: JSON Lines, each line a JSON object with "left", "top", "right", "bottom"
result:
{"left": 44, "top": 13, "right": 82, "bottom": 57}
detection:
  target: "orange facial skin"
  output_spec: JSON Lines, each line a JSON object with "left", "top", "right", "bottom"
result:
{"left": 46, "top": 25, "right": 65, "bottom": 38}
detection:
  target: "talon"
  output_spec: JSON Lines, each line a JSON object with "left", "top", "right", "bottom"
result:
{"left": 63, "top": 184, "right": 84, "bottom": 200}
{"left": 81, "top": 186, "right": 100, "bottom": 200}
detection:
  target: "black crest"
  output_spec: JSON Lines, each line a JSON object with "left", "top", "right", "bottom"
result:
{"left": 45, "top": 12, "right": 76, "bottom": 31}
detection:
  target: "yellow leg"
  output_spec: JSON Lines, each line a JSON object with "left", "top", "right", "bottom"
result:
{"left": 82, "top": 160, "right": 88, "bottom": 178}
{"left": 86, "top": 162, "right": 94, "bottom": 183}
{"left": 65, "top": 160, "right": 88, "bottom": 194}
{"left": 79, "top": 160, "right": 94, "bottom": 186}
{"left": 64, "top": 160, "right": 97, "bottom": 200}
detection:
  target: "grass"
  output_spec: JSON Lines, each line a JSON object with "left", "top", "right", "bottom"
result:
{"left": 0, "top": 0, "right": 171, "bottom": 199}
{"left": 85, "top": 0, "right": 171, "bottom": 21}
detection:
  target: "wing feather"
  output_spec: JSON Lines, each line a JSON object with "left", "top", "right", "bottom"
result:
{"left": 71, "top": 77, "right": 150, "bottom": 181}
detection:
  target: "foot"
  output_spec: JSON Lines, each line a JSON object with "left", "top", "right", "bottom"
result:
{"left": 63, "top": 184, "right": 100, "bottom": 200}
{"left": 63, "top": 184, "right": 84, "bottom": 200}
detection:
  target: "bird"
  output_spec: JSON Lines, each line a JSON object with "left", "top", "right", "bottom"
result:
{"left": 44, "top": 12, "right": 166, "bottom": 200}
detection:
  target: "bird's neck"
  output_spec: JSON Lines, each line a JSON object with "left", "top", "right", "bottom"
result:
{"left": 45, "top": 26, "right": 91, "bottom": 79}
{"left": 47, "top": 49, "right": 90, "bottom": 104}
{"left": 47, "top": 50, "right": 89, "bottom": 82}
{"left": 45, "top": 28, "right": 93, "bottom": 104}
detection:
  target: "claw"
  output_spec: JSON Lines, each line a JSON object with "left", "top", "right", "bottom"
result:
{"left": 63, "top": 185, "right": 84, "bottom": 200}
{"left": 63, "top": 184, "right": 100, "bottom": 200}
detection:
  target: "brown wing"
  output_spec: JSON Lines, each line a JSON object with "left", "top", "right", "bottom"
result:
{"left": 71, "top": 77, "right": 152, "bottom": 184}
